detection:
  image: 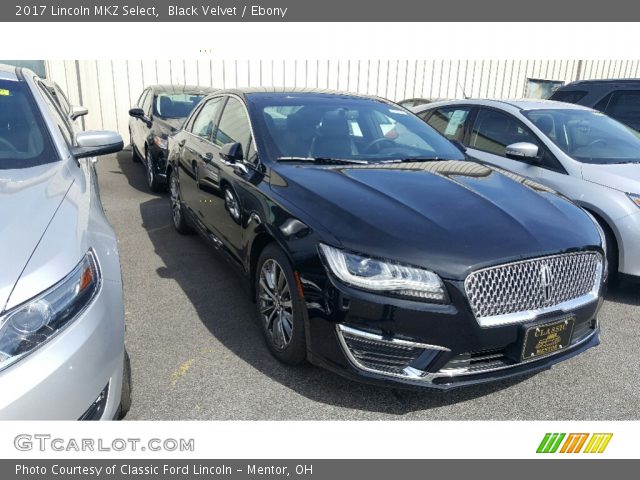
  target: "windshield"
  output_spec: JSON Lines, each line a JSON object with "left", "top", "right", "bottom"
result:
{"left": 248, "top": 94, "right": 464, "bottom": 163}
{"left": 153, "top": 93, "right": 205, "bottom": 119}
{"left": 524, "top": 108, "right": 640, "bottom": 164}
{"left": 0, "top": 79, "right": 56, "bottom": 169}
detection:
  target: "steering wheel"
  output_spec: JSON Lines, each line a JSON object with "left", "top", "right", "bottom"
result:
{"left": 364, "top": 137, "right": 396, "bottom": 154}
{"left": 587, "top": 139, "right": 608, "bottom": 148}
{"left": 0, "top": 137, "right": 18, "bottom": 152}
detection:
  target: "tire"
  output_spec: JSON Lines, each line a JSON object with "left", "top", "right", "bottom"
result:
{"left": 169, "top": 169, "right": 192, "bottom": 234}
{"left": 130, "top": 132, "right": 141, "bottom": 163}
{"left": 255, "top": 244, "right": 307, "bottom": 365}
{"left": 145, "top": 149, "right": 163, "bottom": 192}
{"left": 118, "top": 350, "right": 132, "bottom": 420}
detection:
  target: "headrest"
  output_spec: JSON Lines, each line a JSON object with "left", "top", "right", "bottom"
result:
{"left": 317, "top": 110, "right": 349, "bottom": 137}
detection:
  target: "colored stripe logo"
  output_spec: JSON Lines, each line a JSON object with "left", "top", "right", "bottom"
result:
{"left": 537, "top": 433, "right": 612, "bottom": 454}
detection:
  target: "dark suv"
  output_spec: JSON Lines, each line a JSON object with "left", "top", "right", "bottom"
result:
{"left": 128, "top": 85, "right": 216, "bottom": 191}
{"left": 550, "top": 79, "right": 640, "bottom": 132}
{"left": 167, "top": 88, "right": 605, "bottom": 389}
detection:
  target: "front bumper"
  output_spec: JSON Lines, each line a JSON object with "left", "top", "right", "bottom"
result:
{"left": 303, "top": 276, "right": 602, "bottom": 390}
{"left": 0, "top": 276, "right": 125, "bottom": 419}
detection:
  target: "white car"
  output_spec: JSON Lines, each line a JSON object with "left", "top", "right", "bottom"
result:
{"left": 413, "top": 99, "right": 640, "bottom": 283}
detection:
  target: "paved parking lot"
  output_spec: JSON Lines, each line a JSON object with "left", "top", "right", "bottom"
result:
{"left": 98, "top": 150, "right": 640, "bottom": 420}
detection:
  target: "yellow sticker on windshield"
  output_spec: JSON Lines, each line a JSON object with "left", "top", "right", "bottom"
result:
{"left": 0, "top": 88, "right": 10, "bottom": 96}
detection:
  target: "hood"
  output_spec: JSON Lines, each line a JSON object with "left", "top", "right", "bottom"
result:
{"left": 581, "top": 162, "right": 640, "bottom": 194}
{"left": 0, "top": 162, "right": 74, "bottom": 311}
{"left": 272, "top": 160, "right": 601, "bottom": 279}
{"left": 154, "top": 117, "right": 185, "bottom": 134}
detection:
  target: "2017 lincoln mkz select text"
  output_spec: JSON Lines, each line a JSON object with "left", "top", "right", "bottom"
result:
{"left": 166, "top": 88, "right": 606, "bottom": 389}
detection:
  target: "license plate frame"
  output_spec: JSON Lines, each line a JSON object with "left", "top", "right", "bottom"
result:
{"left": 521, "top": 316, "right": 575, "bottom": 361}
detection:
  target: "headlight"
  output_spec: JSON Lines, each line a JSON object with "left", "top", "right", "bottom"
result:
{"left": 153, "top": 135, "right": 168, "bottom": 150}
{"left": 318, "top": 243, "right": 447, "bottom": 302}
{"left": 627, "top": 193, "right": 640, "bottom": 209}
{"left": 0, "top": 250, "right": 100, "bottom": 370}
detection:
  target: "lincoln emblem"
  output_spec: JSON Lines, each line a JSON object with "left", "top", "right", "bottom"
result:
{"left": 540, "top": 265, "right": 554, "bottom": 302}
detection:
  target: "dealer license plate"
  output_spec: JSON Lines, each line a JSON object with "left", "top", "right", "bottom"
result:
{"left": 521, "top": 317, "right": 575, "bottom": 361}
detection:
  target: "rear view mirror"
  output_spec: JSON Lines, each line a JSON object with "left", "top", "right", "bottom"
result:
{"left": 505, "top": 142, "right": 540, "bottom": 162}
{"left": 70, "top": 105, "right": 88, "bottom": 121}
{"left": 220, "top": 142, "right": 244, "bottom": 163}
{"left": 72, "top": 131, "right": 124, "bottom": 159}
{"left": 128, "top": 107, "right": 145, "bottom": 118}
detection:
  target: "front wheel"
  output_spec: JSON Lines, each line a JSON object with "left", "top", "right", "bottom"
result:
{"left": 145, "top": 149, "right": 163, "bottom": 192}
{"left": 169, "top": 169, "right": 192, "bottom": 234}
{"left": 255, "top": 245, "right": 307, "bottom": 365}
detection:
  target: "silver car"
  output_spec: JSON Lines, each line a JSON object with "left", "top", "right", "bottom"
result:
{"left": 0, "top": 64, "right": 130, "bottom": 419}
{"left": 413, "top": 99, "right": 640, "bottom": 283}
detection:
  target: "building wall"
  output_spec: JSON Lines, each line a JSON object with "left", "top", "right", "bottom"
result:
{"left": 45, "top": 59, "right": 640, "bottom": 138}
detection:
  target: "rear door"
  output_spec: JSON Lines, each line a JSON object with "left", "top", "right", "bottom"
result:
{"left": 199, "top": 96, "right": 254, "bottom": 260}
{"left": 176, "top": 97, "right": 224, "bottom": 216}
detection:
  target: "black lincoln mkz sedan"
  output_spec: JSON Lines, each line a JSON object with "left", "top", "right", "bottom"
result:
{"left": 167, "top": 88, "right": 605, "bottom": 389}
{"left": 129, "top": 84, "right": 216, "bottom": 191}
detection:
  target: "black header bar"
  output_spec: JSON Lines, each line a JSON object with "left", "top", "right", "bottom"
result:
{"left": 7, "top": 0, "right": 640, "bottom": 21}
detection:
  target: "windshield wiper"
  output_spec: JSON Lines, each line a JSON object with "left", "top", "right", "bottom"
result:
{"left": 395, "top": 156, "right": 451, "bottom": 162}
{"left": 276, "top": 156, "right": 370, "bottom": 165}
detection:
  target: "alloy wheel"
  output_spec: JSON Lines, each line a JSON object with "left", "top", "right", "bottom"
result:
{"left": 258, "top": 259, "right": 294, "bottom": 350}
{"left": 170, "top": 173, "right": 181, "bottom": 227}
{"left": 224, "top": 187, "right": 241, "bottom": 221}
{"left": 146, "top": 151, "right": 154, "bottom": 187}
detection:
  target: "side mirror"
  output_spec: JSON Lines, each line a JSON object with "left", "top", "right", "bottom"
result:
{"left": 505, "top": 142, "right": 541, "bottom": 163}
{"left": 128, "top": 107, "right": 145, "bottom": 118}
{"left": 70, "top": 105, "right": 88, "bottom": 121}
{"left": 72, "top": 131, "right": 124, "bottom": 159}
{"left": 219, "top": 142, "right": 244, "bottom": 163}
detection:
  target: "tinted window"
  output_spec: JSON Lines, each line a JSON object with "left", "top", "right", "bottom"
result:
{"left": 0, "top": 79, "right": 56, "bottom": 169}
{"left": 190, "top": 97, "right": 223, "bottom": 140}
{"left": 250, "top": 94, "right": 463, "bottom": 162}
{"left": 549, "top": 90, "right": 587, "bottom": 104}
{"left": 604, "top": 90, "right": 640, "bottom": 131}
{"left": 214, "top": 97, "right": 252, "bottom": 154}
{"left": 470, "top": 108, "right": 540, "bottom": 156}
{"left": 523, "top": 108, "right": 640, "bottom": 165}
{"left": 425, "top": 107, "right": 471, "bottom": 142}
{"left": 154, "top": 93, "right": 206, "bottom": 119}
{"left": 593, "top": 92, "right": 613, "bottom": 112}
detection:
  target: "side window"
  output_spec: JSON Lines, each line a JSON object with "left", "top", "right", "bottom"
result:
{"left": 141, "top": 90, "right": 153, "bottom": 116}
{"left": 549, "top": 90, "right": 587, "bottom": 104}
{"left": 190, "top": 97, "right": 223, "bottom": 140}
{"left": 214, "top": 97, "right": 252, "bottom": 156}
{"left": 604, "top": 90, "right": 640, "bottom": 126}
{"left": 37, "top": 82, "right": 74, "bottom": 146}
{"left": 425, "top": 107, "right": 471, "bottom": 142}
{"left": 593, "top": 92, "right": 613, "bottom": 112}
{"left": 470, "top": 108, "right": 539, "bottom": 156}
{"left": 246, "top": 140, "right": 259, "bottom": 166}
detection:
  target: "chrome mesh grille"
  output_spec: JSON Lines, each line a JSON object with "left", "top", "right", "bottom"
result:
{"left": 465, "top": 252, "right": 602, "bottom": 320}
